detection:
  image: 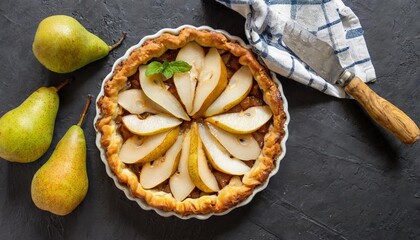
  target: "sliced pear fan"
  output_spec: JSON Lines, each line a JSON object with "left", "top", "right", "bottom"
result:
{"left": 205, "top": 106, "right": 272, "bottom": 134}
{"left": 119, "top": 127, "right": 180, "bottom": 164}
{"left": 204, "top": 66, "right": 253, "bottom": 117}
{"left": 122, "top": 114, "right": 182, "bottom": 136}
{"left": 116, "top": 42, "right": 276, "bottom": 202}
{"left": 169, "top": 130, "right": 196, "bottom": 201}
{"left": 198, "top": 123, "right": 250, "bottom": 175}
{"left": 173, "top": 42, "right": 205, "bottom": 114}
{"left": 188, "top": 122, "right": 219, "bottom": 193}
{"left": 206, "top": 122, "right": 261, "bottom": 160}
{"left": 140, "top": 134, "right": 183, "bottom": 189}
{"left": 190, "top": 48, "right": 228, "bottom": 117}
{"left": 117, "top": 89, "right": 159, "bottom": 114}
{"left": 139, "top": 65, "right": 190, "bottom": 121}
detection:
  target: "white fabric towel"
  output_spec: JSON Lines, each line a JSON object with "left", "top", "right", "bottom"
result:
{"left": 216, "top": 0, "right": 376, "bottom": 98}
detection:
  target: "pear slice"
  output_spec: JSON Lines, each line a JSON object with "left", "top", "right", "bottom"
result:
{"left": 190, "top": 48, "right": 228, "bottom": 117}
{"left": 139, "top": 65, "right": 190, "bottom": 121}
{"left": 173, "top": 42, "right": 205, "bottom": 114}
{"left": 140, "top": 134, "right": 183, "bottom": 189}
{"left": 198, "top": 123, "right": 250, "bottom": 175}
{"left": 205, "top": 106, "right": 272, "bottom": 134}
{"left": 204, "top": 66, "right": 253, "bottom": 117}
{"left": 119, "top": 127, "right": 180, "bottom": 164}
{"left": 169, "top": 130, "right": 196, "bottom": 201}
{"left": 117, "top": 89, "right": 159, "bottom": 114}
{"left": 188, "top": 122, "right": 219, "bottom": 193}
{"left": 122, "top": 114, "right": 182, "bottom": 136}
{"left": 206, "top": 122, "right": 261, "bottom": 160}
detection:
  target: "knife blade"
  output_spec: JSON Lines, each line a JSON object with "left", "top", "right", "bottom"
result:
{"left": 282, "top": 20, "right": 419, "bottom": 144}
{"left": 283, "top": 21, "right": 343, "bottom": 85}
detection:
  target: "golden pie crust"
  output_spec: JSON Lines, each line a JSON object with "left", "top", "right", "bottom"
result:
{"left": 96, "top": 27, "right": 287, "bottom": 216}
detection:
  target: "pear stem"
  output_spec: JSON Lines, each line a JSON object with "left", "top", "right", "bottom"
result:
{"left": 54, "top": 77, "right": 73, "bottom": 92}
{"left": 77, "top": 95, "right": 92, "bottom": 127}
{"left": 109, "top": 32, "right": 127, "bottom": 51}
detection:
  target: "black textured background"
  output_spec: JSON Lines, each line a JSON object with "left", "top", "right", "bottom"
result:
{"left": 0, "top": 0, "right": 419, "bottom": 239}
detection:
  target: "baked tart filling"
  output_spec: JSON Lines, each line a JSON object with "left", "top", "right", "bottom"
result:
{"left": 96, "top": 27, "right": 287, "bottom": 216}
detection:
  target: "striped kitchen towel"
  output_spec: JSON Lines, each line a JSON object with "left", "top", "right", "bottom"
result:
{"left": 216, "top": 0, "right": 376, "bottom": 98}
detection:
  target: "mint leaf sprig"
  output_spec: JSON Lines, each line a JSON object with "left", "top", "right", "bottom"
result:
{"left": 145, "top": 60, "right": 192, "bottom": 79}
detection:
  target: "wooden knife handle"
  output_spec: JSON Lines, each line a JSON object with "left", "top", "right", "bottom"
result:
{"left": 344, "top": 76, "right": 420, "bottom": 144}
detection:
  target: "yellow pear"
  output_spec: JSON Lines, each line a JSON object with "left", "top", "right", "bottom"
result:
{"left": 31, "top": 96, "right": 91, "bottom": 215}
{"left": 33, "top": 15, "right": 125, "bottom": 73}
{"left": 0, "top": 79, "right": 70, "bottom": 163}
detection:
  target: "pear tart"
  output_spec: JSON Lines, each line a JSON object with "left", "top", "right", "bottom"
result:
{"left": 96, "top": 27, "right": 287, "bottom": 217}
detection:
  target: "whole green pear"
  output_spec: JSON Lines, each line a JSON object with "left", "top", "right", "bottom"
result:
{"left": 31, "top": 96, "right": 91, "bottom": 216}
{"left": 0, "top": 86, "right": 61, "bottom": 163}
{"left": 32, "top": 15, "right": 125, "bottom": 73}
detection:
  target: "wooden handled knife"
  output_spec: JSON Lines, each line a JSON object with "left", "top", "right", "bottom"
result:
{"left": 283, "top": 20, "right": 419, "bottom": 144}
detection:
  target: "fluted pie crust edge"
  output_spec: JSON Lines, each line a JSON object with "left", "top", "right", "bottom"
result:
{"left": 95, "top": 27, "right": 287, "bottom": 216}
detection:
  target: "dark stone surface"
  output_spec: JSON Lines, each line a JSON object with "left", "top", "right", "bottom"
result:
{"left": 0, "top": 0, "right": 419, "bottom": 239}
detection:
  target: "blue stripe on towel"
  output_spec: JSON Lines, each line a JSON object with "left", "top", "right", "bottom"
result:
{"left": 320, "top": 1, "right": 336, "bottom": 49}
{"left": 267, "top": 0, "right": 331, "bottom": 4}
{"left": 318, "top": 18, "right": 341, "bottom": 31}
{"left": 334, "top": 46, "right": 349, "bottom": 54}
{"left": 308, "top": 76, "right": 314, "bottom": 86}
{"left": 346, "top": 28, "right": 364, "bottom": 39}
{"left": 321, "top": 82, "right": 328, "bottom": 92}
{"left": 287, "top": 56, "right": 295, "bottom": 78}
{"left": 225, "top": 0, "right": 257, "bottom": 4}
{"left": 344, "top": 58, "right": 371, "bottom": 69}
{"left": 290, "top": 0, "right": 297, "bottom": 19}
